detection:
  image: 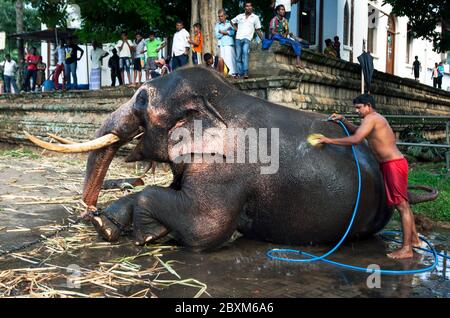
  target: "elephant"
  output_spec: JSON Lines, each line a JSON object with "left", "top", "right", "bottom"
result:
{"left": 27, "top": 67, "right": 438, "bottom": 251}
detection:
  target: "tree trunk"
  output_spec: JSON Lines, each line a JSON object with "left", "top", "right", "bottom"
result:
{"left": 15, "top": 0, "right": 24, "bottom": 91}
{"left": 191, "top": 0, "right": 223, "bottom": 57}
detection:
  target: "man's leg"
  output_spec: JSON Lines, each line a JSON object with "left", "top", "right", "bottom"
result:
{"left": 235, "top": 39, "right": 243, "bottom": 76}
{"left": 64, "top": 63, "right": 71, "bottom": 88}
{"left": 387, "top": 200, "right": 414, "bottom": 259}
{"left": 24, "top": 70, "right": 31, "bottom": 92}
{"left": 4, "top": 76, "right": 11, "bottom": 93}
{"left": 11, "top": 76, "right": 19, "bottom": 94}
{"left": 172, "top": 56, "right": 180, "bottom": 70}
{"left": 242, "top": 39, "right": 250, "bottom": 78}
{"left": 192, "top": 52, "right": 198, "bottom": 65}
{"left": 71, "top": 63, "right": 78, "bottom": 89}
{"left": 31, "top": 70, "right": 37, "bottom": 92}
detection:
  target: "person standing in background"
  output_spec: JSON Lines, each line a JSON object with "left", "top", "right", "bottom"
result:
{"left": 432, "top": 63, "right": 439, "bottom": 88}
{"left": 231, "top": 2, "right": 264, "bottom": 79}
{"left": 271, "top": 0, "right": 298, "bottom": 21}
{"left": 35, "top": 56, "right": 46, "bottom": 92}
{"left": 116, "top": 32, "right": 134, "bottom": 85}
{"left": 171, "top": 20, "right": 191, "bottom": 70}
{"left": 333, "top": 36, "right": 341, "bottom": 59}
{"left": 23, "top": 47, "right": 40, "bottom": 92}
{"left": 108, "top": 48, "right": 122, "bottom": 87}
{"left": 437, "top": 62, "right": 444, "bottom": 89}
{"left": 412, "top": 56, "right": 421, "bottom": 81}
{"left": 90, "top": 41, "right": 109, "bottom": 90}
{"left": 215, "top": 9, "right": 238, "bottom": 77}
{"left": 189, "top": 23, "right": 203, "bottom": 65}
{"left": 65, "top": 38, "right": 84, "bottom": 90}
{"left": 52, "top": 39, "right": 66, "bottom": 90}
{"left": 144, "top": 31, "right": 166, "bottom": 81}
{"left": 133, "top": 33, "right": 145, "bottom": 85}
{"left": 0, "top": 54, "right": 19, "bottom": 94}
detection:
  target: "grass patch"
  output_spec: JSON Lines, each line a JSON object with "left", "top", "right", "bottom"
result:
{"left": 409, "top": 162, "right": 449, "bottom": 221}
{"left": 0, "top": 148, "right": 40, "bottom": 159}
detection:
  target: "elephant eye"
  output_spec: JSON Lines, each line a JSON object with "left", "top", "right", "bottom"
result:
{"left": 134, "top": 89, "right": 149, "bottom": 112}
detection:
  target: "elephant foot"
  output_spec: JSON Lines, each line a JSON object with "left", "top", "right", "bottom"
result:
{"left": 91, "top": 196, "right": 135, "bottom": 242}
{"left": 133, "top": 218, "right": 170, "bottom": 246}
{"left": 92, "top": 213, "right": 123, "bottom": 242}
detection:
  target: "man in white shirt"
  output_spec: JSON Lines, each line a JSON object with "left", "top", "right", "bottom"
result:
{"left": 171, "top": 20, "right": 190, "bottom": 70}
{"left": 1, "top": 54, "right": 19, "bottom": 94}
{"left": 116, "top": 32, "right": 134, "bottom": 84}
{"left": 271, "top": 0, "right": 298, "bottom": 20}
{"left": 52, "top": 39, "right": 66, "bottom": 90}
{"left": 90, "top": 41, "right": 109, "bottom": 90}
{"left": 231, "top": 2, "right": 263, "bottom": 78}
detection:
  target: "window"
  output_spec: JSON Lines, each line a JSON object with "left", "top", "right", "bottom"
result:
{"left": 343, "top": 1, "right": 350, "bottom": 46}
{"left": 298, "top": 0, "right": 317, "bottom": 45}
{"left": 406, "top": 24, "right": 413, "bottom": 63}
{"left": 367, "top": 4, "right": 377, "bottom": 54}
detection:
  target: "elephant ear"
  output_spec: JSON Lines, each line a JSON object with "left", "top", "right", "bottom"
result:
{"left": 167, "top": 95, "right": 230, "bottom": 162}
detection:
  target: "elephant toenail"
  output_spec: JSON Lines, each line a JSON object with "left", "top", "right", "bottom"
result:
{"left": 145, "top": 236, "right": 153, "bottom": 243}
{"left": 105, "top": 228, "right": 112, "bottom": 238}
{"left": 93, "top": 217, "right": 103, "bottom": 227}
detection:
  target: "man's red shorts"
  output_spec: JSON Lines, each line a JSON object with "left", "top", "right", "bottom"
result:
{"left": 380, "top": 158, "right": 409, "bottom": 206}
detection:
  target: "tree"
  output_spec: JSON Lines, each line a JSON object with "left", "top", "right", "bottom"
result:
{"left": 383, "top": 0, "right": 449, "bottom": 53}
{"left": 191, "top": 0, "right": 223, "bottom": 55}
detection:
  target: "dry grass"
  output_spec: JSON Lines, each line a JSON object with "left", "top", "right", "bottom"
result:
{"left": 0, "top": 148, "right": 208, "bottom": 298}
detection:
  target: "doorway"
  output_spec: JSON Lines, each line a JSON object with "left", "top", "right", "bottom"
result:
{"left": 386, "top": 15, "right": 396, "bottom": 74}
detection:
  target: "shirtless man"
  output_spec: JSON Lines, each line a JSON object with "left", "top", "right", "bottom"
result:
{"left": 318, "top": 94, "right": 420, "bottom": 259}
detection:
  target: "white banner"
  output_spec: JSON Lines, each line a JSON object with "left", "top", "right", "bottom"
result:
{"left": 0, "top": 32, "right": 6, "bottom": 50}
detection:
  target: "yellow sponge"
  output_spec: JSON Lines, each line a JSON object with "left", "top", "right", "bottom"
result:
{"left": 307, "top": 134, "right": 325, "bottom": 147}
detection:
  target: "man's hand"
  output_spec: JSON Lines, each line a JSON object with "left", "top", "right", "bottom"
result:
{"left": 317, "top": 136, "right": 332, "bottom": 145}
{"left": 328, "top": 113, "right": 345, "bottom": 122}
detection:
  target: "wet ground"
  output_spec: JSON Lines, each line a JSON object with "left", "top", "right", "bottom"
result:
{"left": 0, "top": 145, "right": 449, "bottom": 298}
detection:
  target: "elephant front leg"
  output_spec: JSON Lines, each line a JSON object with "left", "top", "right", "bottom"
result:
{"left": 132, "top": 185, "right": 244, "bottom": 251}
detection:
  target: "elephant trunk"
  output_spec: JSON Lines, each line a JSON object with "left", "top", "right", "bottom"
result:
{"left": 407, "top": 185, "right": 439, "bottom": 205}
{"left": 82, "top": 101, "right": 142, "bottom": 211}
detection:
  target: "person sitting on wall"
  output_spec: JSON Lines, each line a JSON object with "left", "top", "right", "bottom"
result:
{"left": 203, "top": 53, "right": 229, "bottom": 76}
{"left": 324, "top": 38, "right": 337, "bottom": 58}
{"left": 150, "top": 58, "right": 171, "bottom": 79}
{"left": 262, "top": 4, "right": 308, "bottom": 69}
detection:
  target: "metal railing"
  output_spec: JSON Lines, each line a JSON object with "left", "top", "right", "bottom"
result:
{"left": 343, "top": 115, "right": 450, "bottom": 173}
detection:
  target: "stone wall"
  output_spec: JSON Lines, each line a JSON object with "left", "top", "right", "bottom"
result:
{"left": 0, "top": 43, "right": 449, "bottom": 146}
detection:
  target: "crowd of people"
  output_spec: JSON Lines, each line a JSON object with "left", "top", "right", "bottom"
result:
{"left": 0, "top": 0, "right": 447, "bottom": 93}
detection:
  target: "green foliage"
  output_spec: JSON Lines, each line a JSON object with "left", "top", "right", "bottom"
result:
{"left": 74, "top": 0, "right": 189, "bottom": 43}
{"left": 409, "top": 163, "right": 450, "bottom": 221}
{"left": 28, "top": 0, "right": 69, "bottom": 28}
{"left": 383, "top": 0, "right": 449, "bottom": 53}
{"left": 0, "top": 0, "right": 40, "bottom": 60}
{"left": 399, "top": 127, "right": 446, "bottom": 162}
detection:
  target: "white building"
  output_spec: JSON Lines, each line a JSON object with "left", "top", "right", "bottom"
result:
{"left": 289, "top": 0, "right": 449, "bottom": 90}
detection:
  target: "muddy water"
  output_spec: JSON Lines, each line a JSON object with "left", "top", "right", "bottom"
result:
{"left": 155, "top": 225, "right": 450, "bottom": 298}
{"left": 52, "top": 220, "right": 449, "bottom": 298}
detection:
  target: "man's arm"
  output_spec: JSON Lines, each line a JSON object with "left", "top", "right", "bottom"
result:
{"left": 77, "top": 46, "right": 84, "bottom": 60}
{"left": 319, "top": 116, "right": 375, "bottom": 146}
{"left": 329, "top": 113, "right": 359, "bottom": 134}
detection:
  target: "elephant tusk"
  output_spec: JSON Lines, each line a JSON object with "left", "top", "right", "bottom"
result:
{"left": 47, "top": 133, "right": 76, "bottom": 144}
{"left": 24, "top": 131, "right": 120, "bottom": 153}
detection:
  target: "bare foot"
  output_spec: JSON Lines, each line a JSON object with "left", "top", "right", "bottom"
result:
{"left": 296, "top": 64, "right": 305, "bottom": 69}
{"left": 387, "top": 247, "right": 414, "bottom": 260}
{"left": 412, "top": 235, "right": 422, "bottom": 248}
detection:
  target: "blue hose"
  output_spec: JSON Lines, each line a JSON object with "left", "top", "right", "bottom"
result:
{"left": 267, "top": 120, "right": 447, "bottom": 275}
